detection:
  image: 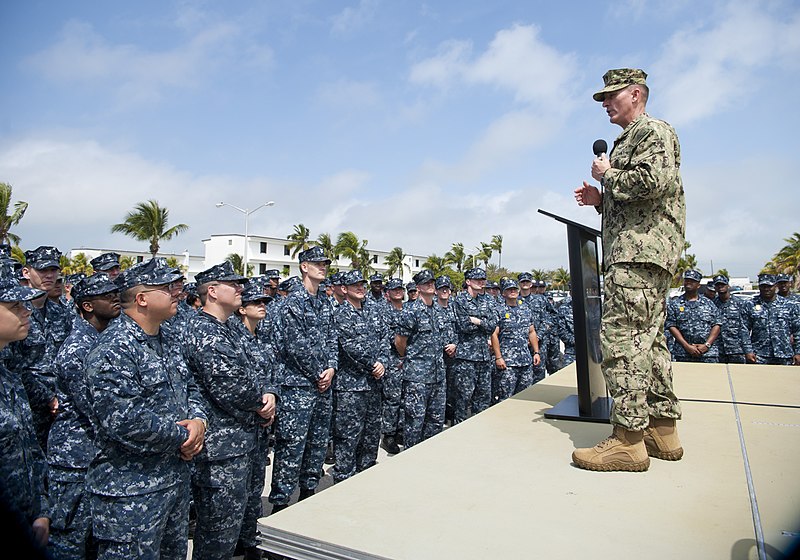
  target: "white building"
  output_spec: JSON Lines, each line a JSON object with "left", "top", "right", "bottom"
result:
{"left": 67, "top": 247, "right": 205, "bottom": 278}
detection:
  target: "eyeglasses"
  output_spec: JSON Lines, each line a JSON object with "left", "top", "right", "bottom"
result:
{"left": 141, "top": 281, "right": 181, "bottom": 295}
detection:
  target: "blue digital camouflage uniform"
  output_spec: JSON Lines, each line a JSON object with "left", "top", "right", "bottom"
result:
{"left": 85, "top": 311, "right": 207, "bottom": 560}
{"left": 742, "top": 295, "right": 800, "bottom": 365}
{"left": 332, "top": 298, "right": 388, "bottom": 483}
{"left": 494, "top": 300, "right": 536, "bottom": 402}
{"left": 380, "top": 303, "right": 405, "bottom": 439}
{"left": 0, "top": 364, "right": 51, "bottom": 553}
{"left": 269, "top": 284, "right": 338, "bottom": 506}
{"left": 713, "top": 296, "right": 752, "bottom": 364}
{"left": 558, "top": 296, "right": 576, "bottom": 367}
{"left": 450, "top": 291, "right": 498, "bottom": 424}
{"left": 520, "top": 293, "right": 551, "bottom": 380}
{"left": 48, "top": 315, "right": 102, "bottom": 559}
{"left": 184, "top": 309, "right": 274, "bottom": 560}
{"left": 434, "top": 299, "right": 457, "bottom": 422}
{"left": 6, "top": 296, "right": 72, "bottom": 449}
{"left": 666, "top": 294, "right": 722, "bottom": 362}
{"left": 396, "top": 298, "right": 447, "bottom": 448}
{"left": 542, "top": 297, "right": 564, "bottom": 373}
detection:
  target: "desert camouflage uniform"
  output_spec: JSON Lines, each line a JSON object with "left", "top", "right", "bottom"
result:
{"left": 666, "top": 294, "right": 722, "bottom": 362}
{"left": 599, "top": 112, "right": 686, "bottom": 431}
{"left": 396, "top": 298, "right": 446, "bottom": 448}
{"left": 48, "top": 316, "right": 102, "bottom": 559}
{"left": 450, "top": 291, "right": 497, "bottom": 424}
{"left": 331, "top": 300, "right": 388, "bottom": 483}
{"left": 268, "top": 286, "right": 337, "bottom": 506}
{"left": 85, "top": 312, "right": 207, "bottom": 560}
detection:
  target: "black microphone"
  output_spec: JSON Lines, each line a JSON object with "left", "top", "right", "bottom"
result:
{"left": 592, "top": 139, "right": 607, "bottom": 158}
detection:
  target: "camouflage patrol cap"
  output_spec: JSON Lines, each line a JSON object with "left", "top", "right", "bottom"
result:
{"left": 343, "top": 270, "right": 367, "bottom": 285}
{"left": 194, "top": 261, "right": 247, "bottom": 286}
{"left": 593, "top": 68, "right": 648, "bottom": 102}
{"left": 435, "top": 275, "right": 452, "bottom": 290}
{"left": 298, "top": 246, "right": 331, "bottom": 264}
{"left": 114, "top": 258, "right": 183, "bottom": 292}
{"left": 776, "top": 273, "right": 791, "bottom": 283}
{"left": 712, "top": 275, "right": 729, "bottom": 286}
{"left": 517, "top": 272, "right": 533, "bottom": 282}
{"left": 329, "top": 271, "right": 345, "bottom": 286}
{"left": 90, "top": 252, "right": 121, "bottom": 271}
{"left": 486, "top": 280, "right": 499, "bottom": 290}
{"left": 369, "top": 273, "right": 384, "bottom": 283}
{"left": 72, "top": 273, "right": 118, "bottom": 301}
{"left": 183, "top": 282, "right": 198, "bottom": 296}
{"left": 278, "top": 276, "right": 302, "bottom": 292}
{"left": 683, "top": 269, "right": 702, "bottom": 282}
{"left": 406, "top": 282, "right": 417, "bottom": 292}
{"left": 0, "top": 244, "right": 11, "bottom": 260}
{"left": 66, "top": 273, "right": 87, "bottom": 286}
{"left": 412, "top": 269, "right": 434, "bottom": 285}
{"left": 500, "top": 278, "right": 519, "bottom": 292}
{"left": 24, "top": 246, "right": 62, "bottom": 270}
{"left": 385, "top": 277, "right": 404, "bottom": 290}
{"left": 758, "top": 274, "right": 776, "bottom": 286}
{"left": 241, "top": 280, "right": 272, "bottom": 304}
{"left": 265, "top": 269, "right": 281, "bottom": 279}
{"left": 0, "top": 261, "right": 45, "bottom": 302}
{"left": 465, "top": 267, "right": 487, "bottom": 280}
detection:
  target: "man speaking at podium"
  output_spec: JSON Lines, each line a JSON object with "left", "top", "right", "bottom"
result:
{"left": 573, "top": 68, "right": 686, "bottom": 472}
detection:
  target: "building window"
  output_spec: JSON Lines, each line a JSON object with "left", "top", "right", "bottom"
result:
{"left": 372, "top": 254, "right": 378, "bottom": 264}
{"left": 415, "top": 259, "right": 420, "bottom": 267}
{"left": 260, "top": 242, "right": 267, "bottom": 254}
{"left": 259, "top": 263, "right": 267, "bottom": 274}
{"left": 282, "top": 265, "right": 290, "bottom": 277}
{"left": 137, "top": 255, "right": 144, "bottom": 263}
{"left": 228, "top": 239, "right": 233, "bottom": 246}
{"left": 284, "top": 246, "right": 290, "bottom": 256}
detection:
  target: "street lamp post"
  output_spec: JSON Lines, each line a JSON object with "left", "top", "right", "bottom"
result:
{"left": 215, "top": 201, "right": 275, "bottom": 276}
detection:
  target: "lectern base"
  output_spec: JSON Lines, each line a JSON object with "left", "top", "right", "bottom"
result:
{"left": 544, "top": 394, "right": 612, "bottom": 423}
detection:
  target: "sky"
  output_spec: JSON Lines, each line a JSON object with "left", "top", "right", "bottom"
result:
{"left": 1, "top": 0, "right": 798, "bottom": 279}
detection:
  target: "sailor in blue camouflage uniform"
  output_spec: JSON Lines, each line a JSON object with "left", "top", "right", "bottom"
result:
{"left": 666, "top": 269, "right": 721, "bottom": 363}
{"left": 85, "top": 258, "right": 207, "bottom": 560}
{"left": 434, "top": 275, "right": 458, "bottom": 424}
{"left": 9, "top": 246, "right": 72, "bottom": 449}
{"left": 712, "top": 275, "right": 752, "bottom": 364}
{"left": 557, "top": 294, "right": 576, "bottom": 368}
{"left": 540, "top": 281, "right": 565, "bottom": 373}
{"left": 61, "top": 272, "right": 87, "bottom": 316}
{"left": 331, "top": 270, "right": 388, "bottom": 483}
{"left": 48, "top": 273, "right": 120, "bottom": 560}
{"left": 183, "top": 262, "right": 277, "bottom": 560}
{"left": 395, "top": 269, "right": 447, "bottom": 447}
{"left": 228, "top": 280, "right": 282, "bottom": 560}
{"left": 367, "top": 272, "right": 385, "bottom": 307}
{"left": 90, "top": 252, "right": 121, "bottom": 281}
{"left": 379, "top": 277, "right": 406, "bottom": 454}
{"left": 269, "top": 247, "right": 338, "bottom": 512}
{"left": 776, "top": 273, "right": 800, "bottom": 308}
{"left": 743, "top": 274, "right": 800, "bottom": 365}
{"left": 450, "top": 267, "right": 498, "bottom": 424}
{"left": 0, "top": 261, "right": 51, "bottom": 557}
{"left": 517, "top": 273, "right": 548, "bottom": 381}
{"left": 490, "top": 278, "right": 541, "bottom": 402}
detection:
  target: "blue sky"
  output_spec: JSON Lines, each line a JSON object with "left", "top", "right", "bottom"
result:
{"left": 1, "top": 0, "right": 798, "bottom": 278}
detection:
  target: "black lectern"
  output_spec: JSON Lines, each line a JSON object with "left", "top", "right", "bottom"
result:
{"left": 538, "top": 209, "right": 611, "bottom": 423}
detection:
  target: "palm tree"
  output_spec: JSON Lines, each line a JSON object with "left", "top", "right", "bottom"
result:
{"left": 119, "top": 255, "right": 136, "bottom": 271}
{"left": 0, "top": 182, "right": 28, "bottom": 245}
{"left": 764, "top": 232, "right": 800, "bottom": 275}
{"left": 444, "top": 242, "right": 466, "bottom": 273}
{"left": 226, "top": 253, "right": 254, "bottom": 276}
{"left": 286, "top": 224, "right": 312, "bottom": 258}
{"left": 422, "top": 254, "right": 449, "bottom": 277}
{"left": 111, "top": 200, "right": 189, "bottom": 257}
{"left": 531, "top": 268, "right": 549, "bottom": 282}
{"left": 551, "top": 267, "right": 570, "bottom": 290}
{"left": 384, "top": 247, "right": 408, "bottom": 278}
{"left": 335, "top": 231, "right": 372, "bottom": 275}
{"left": 61, "top": 252, "right": 94, "bottom": 275}
{"left": 316, "top": 232, "right": 338, "bottom": 261}
{"left": 475, "top": 243, "right": 492, "bottom": 269}
{"left": 490, "top": 234, "right": 503, "bottom": 268}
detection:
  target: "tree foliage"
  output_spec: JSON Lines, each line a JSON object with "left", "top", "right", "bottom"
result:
{"left": 286, "top": 224, "right": 312, "bottom": 258}
{"left": 762, "top": 232, "right": 800, "bottom": 279}
{"left": 384, "top": 246, "right": 407, "bottom": 278}
{"left": 0, "top": 182, "right": 28, "bottom": 246}
{"left": 226, "top": 253, "right": 254, "bottom": 276}
{"left": 111, "top": 200, "right": 189, "bottom": 257}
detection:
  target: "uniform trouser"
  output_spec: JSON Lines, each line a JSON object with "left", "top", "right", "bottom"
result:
{"left": 532, "top": 336, "right": 548, "bottom": 381}
{"left": 332, "top": 389, "right": 382, "bottom": 483}
{"left": 674, "top": 354, "right": 719, "bottom": 363}
{"left": 381, "top": 359, "right": 403, "bottom": 436}
{"left": 601, "top": 263, "right": 681, "bottom": 431}
{"left": 718, "top": 353, "right": 746, "bottom": 364}
{"left": 562, "top": 349, "right": 576, "bottom": 368}
{"left": 444, "top": 356, "right": 456, "bottom": 421}
{"left": 403, "top": 379, "right": 446, "bottom": 448}
{"left": 452, "top": 359, "right": 492, "bottom": 424}
{"left": 269, "top": 386, "right": 332, "bottom": 505}
{"left": 238, "top": 427, "right": 271, "bottom": 549}
{"left": 545, "top": 335, "right": 563, "bottom": 373}
{"left": 49, "top": 472, "right": 96, "bottom": 560}
{"left": 755, "top": 356, "right": 793, "bottom": 365}
{"left": 191, "top": 454, "right": 252, "bottom": 560}
{"left": 91, "top": 480, "right": 189, "bottom": 560}
{"left": 495, "top": 364, "right": 534, "bottom": 402}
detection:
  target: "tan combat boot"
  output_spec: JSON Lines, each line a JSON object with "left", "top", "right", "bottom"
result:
{"left": 643, "top": 417, "right": 684, "bottom": 461}
{"left": 572, "top": 425, "right": 650, "bottom": 472}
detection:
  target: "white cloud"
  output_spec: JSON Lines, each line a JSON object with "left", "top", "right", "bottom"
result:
{"left": 316, "top": 79, "right": 381, "bottom": 110}
{"left": 653, "top": 1, "right": 800, "bottom": 125}
{"left": 330, "top": 0, "right": 380, "bottom": 37}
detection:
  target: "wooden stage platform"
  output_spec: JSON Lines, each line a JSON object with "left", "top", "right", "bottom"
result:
{"left": 257, "top": 362, "right": 800, "bottom": 559}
